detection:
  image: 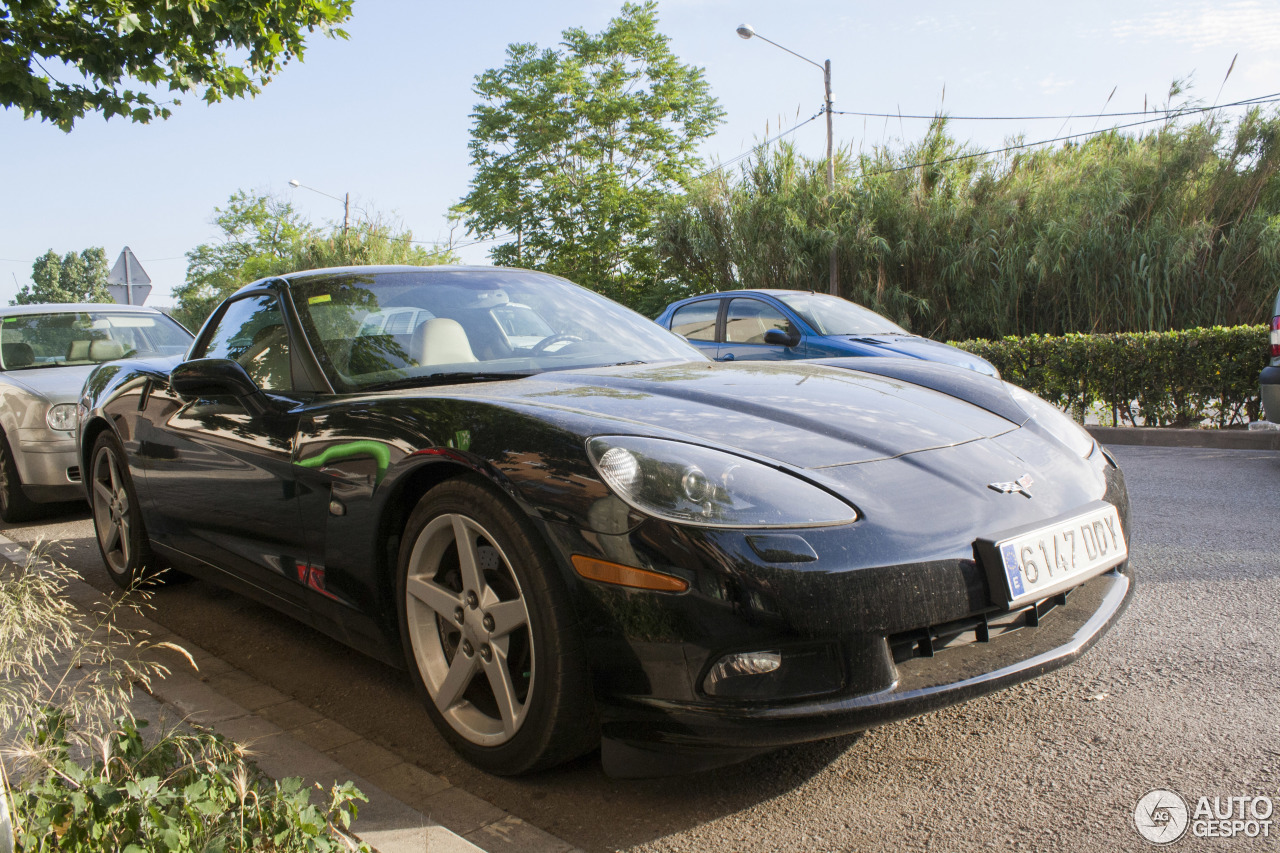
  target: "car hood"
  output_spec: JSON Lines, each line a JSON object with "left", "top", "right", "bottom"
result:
{"left": 835, "top": 335, "right": 994, "bottom": 374}
{"left": 1, "top": 364, "right": 98, "bottom": 403}
{"left": 445, "top": 361, "right": 1019, "bottom": 468}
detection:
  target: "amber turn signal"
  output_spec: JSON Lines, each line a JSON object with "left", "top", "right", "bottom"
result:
{"left": 570, "top": 555, "right": 689, "bottom": 592}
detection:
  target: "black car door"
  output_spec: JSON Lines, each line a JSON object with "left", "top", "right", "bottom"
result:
{"left": 137, "top": 293, "right": 311, "bottom": 608}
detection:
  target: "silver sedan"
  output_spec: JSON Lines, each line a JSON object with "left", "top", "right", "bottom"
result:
{"left": 0, "top": 303, "right": 192, "bottom": 523}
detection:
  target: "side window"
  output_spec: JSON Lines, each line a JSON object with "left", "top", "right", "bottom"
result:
{"left": 669, "top": 301, "right": 720, "bottom": 342}
{"left": 199, "top": 295, "right": 293, "bottom": 392}
{"left": 725, "top": 299, "right": 795, "bottom": 344}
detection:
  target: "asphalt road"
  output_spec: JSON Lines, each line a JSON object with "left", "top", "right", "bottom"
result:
{"left": 5, "top": 445, "right": 1278, "bottom": 852}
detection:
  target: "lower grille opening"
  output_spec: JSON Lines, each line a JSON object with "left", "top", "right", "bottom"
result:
{"left": 66, "top": 466, "right": 81, "bottom": 483}
{"left": 889, "top": 589, "right": 1071, "bottom": 664}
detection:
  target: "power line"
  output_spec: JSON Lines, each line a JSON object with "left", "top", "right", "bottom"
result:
{"left": 693, "top": 111, "right": 824, "bottom": 181}
{"left": 856, "top": 101, "right": 1280, "bottom": 178}
{"left": 831, "top": 91, "right": 1280, "bottom": 122}
{"left": 411, "top": 232, "right": 516, "bottom": 251}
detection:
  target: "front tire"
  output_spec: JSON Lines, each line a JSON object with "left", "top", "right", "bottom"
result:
{"left": 396, "top": 476, "right": 596, "bottom": 774}
{"left": 89, "top": 432, "right": 156, "bottom": 588}
{"left": 0, "top": 429, "right": 41, "bottom": 524}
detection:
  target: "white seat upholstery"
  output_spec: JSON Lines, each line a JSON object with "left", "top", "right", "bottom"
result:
{"left": 413, "top": 318, "right": 478, "bottom": 366}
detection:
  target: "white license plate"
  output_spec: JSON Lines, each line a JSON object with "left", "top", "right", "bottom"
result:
{"left": 995, "top": 504, "right": 1127, "bottom": 606}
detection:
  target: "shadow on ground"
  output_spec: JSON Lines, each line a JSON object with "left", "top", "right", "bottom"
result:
{"left": 22, "top": 520, "right": 861, "bottom": 852}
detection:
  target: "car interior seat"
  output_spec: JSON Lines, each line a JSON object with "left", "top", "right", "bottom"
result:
{"left": 412, "top": 318, "right": 478, "bottom": 366}
{"left": 88, "top": 340, "right": 126, "bottom": 362}
{"left": 726, "top": 315, "right": 769, "bottom": 344}
{"left": 1, "top": 342, "right": 34, "bottom": 369}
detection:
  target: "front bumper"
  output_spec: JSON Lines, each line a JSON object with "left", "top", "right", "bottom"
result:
{"left": 597, "top": 567, "right": 1131, "bottom": 752}
{"left": 14, "top": 432, "right": 82, "bottom": 503}
{"left": 1260, "top": 365, "right": 1280, "bottom": 423}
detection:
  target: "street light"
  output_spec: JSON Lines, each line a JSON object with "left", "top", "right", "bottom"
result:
{"left": 736, "top": 24, "right": 838, "bottom": 295}
{"left": 288, "top": 178, "right": 350, "bottom": 236}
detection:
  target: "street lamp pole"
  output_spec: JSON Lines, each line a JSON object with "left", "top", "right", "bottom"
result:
{"left": 288, "top": 179, "right": 350, "bottom": 236}
{"left": 736, "top": 24, "right": 838, "bottom": 296}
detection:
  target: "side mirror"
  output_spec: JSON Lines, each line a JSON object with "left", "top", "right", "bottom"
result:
{"left": 764, "top": 328, "right": 799, "bottom": 347}
{"left": 170, "top": 358, "right": 264, "bottom": 408}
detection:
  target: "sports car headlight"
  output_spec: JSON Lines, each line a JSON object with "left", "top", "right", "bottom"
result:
{"left": 1005, "top": 383, "right": 1096, "bottom": 458}
{"left": 587, "top": 436, "right": 858, "bottom": 528}
{"left": 45, "top": 403, "right": 77, "bottom": 432}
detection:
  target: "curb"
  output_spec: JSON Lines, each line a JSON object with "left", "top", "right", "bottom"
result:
{"left": 0, "top": 534, "right": 580, "bottom": 853}
{"left": 1086, "top": 425, "right": 1280, "bottom": 450}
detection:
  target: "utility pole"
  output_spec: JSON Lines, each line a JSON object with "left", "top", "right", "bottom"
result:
{"left": 738, "top": 25, "right": 840, "bottom": 295}
{"left": 824, "top": 59, "right": 837, "bottom": 296}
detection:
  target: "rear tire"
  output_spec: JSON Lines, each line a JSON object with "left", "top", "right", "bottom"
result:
{"left": 396, "top": 476, "right": 597, "bottom": 774}
{"left": 0, "top": 429, "right": 40, "bottom": 524}
{"left": 89, "top": 432, "right": 158, "bottom": 588}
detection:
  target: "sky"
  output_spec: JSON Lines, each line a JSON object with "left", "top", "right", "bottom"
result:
{"left": 3, "top": 0, "right": 1277, "bottom": 307}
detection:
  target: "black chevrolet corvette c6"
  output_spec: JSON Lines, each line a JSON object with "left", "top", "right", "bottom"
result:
{"left": 77, "top": 266, "right": 1132, "bottom": 776}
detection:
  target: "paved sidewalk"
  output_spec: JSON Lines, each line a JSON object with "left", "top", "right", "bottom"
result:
{"left": 1086, "top": 424, "right": 1280, "bottom": 450}
{"left": 0, "top": 533, "right": 580, "bottom": 853}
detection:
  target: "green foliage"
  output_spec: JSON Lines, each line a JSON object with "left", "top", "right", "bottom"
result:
{"left": 293, "top": 218, "right": 456, "bottom": 271}
{"left": 173, "top": 190, "right": 458, "bottom": 331}
{"left": 173, "top": 191, "right": 314, "bottom": 329}
{"left": 658, "top": 101, "right": 1280, "bottom": 338}
{"left": 456, "top": 1, "right": 724, "bottom": 306}
{"left": 0, "top": 544, "right": 371, "bottom": 852}
{"left": 13, "top": 248, "right": 111, "bottom": 305}
{"left": 12, "top": 711, "right": 370, "bottom": 852}
{"left": 957, "top": 324, "right": 1268, "bottom": 427}
{"left": 0, "top": 0, "right": 354, "bottom": 131}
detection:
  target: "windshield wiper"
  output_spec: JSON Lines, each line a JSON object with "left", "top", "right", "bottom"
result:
{"left": 364, "top": 372, "right": 534, "bottom": 392}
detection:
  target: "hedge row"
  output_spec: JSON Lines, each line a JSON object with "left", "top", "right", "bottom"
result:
{"left": 954, "top": 325, "right": 1270, "bottom": 428}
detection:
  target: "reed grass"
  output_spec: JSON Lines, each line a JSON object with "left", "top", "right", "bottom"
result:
{"left": 655, "top": 107, "right": 1280, "bottom": 340}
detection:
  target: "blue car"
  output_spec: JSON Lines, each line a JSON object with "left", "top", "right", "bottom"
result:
{"left": 655, "top": 290, "right": 998, "bottom": 377}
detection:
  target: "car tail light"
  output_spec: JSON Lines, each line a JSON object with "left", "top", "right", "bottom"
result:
{"left": 1272, "top": 316, "right": 1280, "bottom": 358}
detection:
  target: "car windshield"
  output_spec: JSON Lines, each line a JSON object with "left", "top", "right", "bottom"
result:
{"left": 288, "top": 269, "right": 705, "bottom": 393}
{"left": 774, "top": 292, "right": 910, "bottom": 336}
{"left": 0, "top": 310, "right": 192, "bottom": 371}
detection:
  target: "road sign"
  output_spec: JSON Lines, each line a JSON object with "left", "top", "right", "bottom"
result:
{"left": 107, "top": 246, "right": 152, "bottom": 305}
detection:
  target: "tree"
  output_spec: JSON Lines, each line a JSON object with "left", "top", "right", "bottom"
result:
{"left": 455, "top": 2, "right": 724, "bottom": 307}
{"left": 13, "top": 247, "right": 111, "bottom": 304}
{"left": 0, "top": 0, "right": 353, "bottom": 131}
{"left": 174, "top": 190, "right": 313, "bottom": 327}
{"left": 173, "top": 189, "right": 459, "bottom": 330}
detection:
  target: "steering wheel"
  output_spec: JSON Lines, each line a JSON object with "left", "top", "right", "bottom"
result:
{"left": 531, "top": 333, "right": 584, "bottom": 354}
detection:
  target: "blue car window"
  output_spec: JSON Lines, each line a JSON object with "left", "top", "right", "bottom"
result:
{"left": 773, "top": 292, "right": 907, "bottom": 336}
{"left": 725, "top": 299, "right": 795, "bottom": 344}
{"left": 669, "top": 300, "right": 719, "bottom": 342}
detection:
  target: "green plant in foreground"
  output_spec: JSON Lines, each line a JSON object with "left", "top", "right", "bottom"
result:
{"left": 11, "top": 710, "right": 367, "bottom": 852}
{"left": 0, "top": 544, "right": 370, "bottom": 852}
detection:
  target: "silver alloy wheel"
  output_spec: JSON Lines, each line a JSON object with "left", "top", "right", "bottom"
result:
{"left": 403, "top": 513, "right": 534, "bottom": 747}
{"left": 91, "top": 445, "right": 132, "bottom": 576}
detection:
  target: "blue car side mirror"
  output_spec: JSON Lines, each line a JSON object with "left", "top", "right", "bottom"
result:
{"left": 764, "top": 328, "right": 800, "bottom": 347}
